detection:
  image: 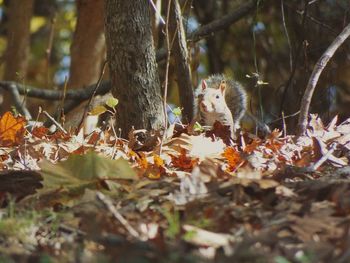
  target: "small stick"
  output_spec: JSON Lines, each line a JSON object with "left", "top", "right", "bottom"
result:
{"left": 77, "top": 60, "right": 108, "bottom": 132}
{"left": 59, "top": 76, "right": 69, "bottom": 122}
{"left": 7, "top": 83, "right": 32, "bottom": 119}
{"left": 148, "top": 0, "right": 166, "bottom": 25}
{"left": 43, "top": 110, "right": 68, "bottom": 134}
{"left": 309, "top": 142, "right": 337, "bottom": 171}
{"left": 96, "top": 192, "right": 140, "bottom": 239}
{"left": 46, "top": 16, "right": 56, "bottom": 87}
{"left": 159, "top": 0, "right": 173, "bottom": 155}
{"left": 30, "top": 106, "right": 43, "bottom": 132}
{"left": 281, "top": 111, "right": 287, "bottom": 137}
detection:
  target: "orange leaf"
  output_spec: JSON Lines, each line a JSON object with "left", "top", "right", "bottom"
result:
{"left": 243, "top": 138, "right": 261, "bottom": 154}
{"left": 32, "top": 126, "right": 49, "bottom": 139}
{"left": 49, "top": 130, "right": 71, "bottom": 141}
{"left": 0, "top": 111, "right": 26, "bottom": 146}
{"left": 169, "top": 148, "right": 198, "bottom": 172}
{"left": 153, "top": 154, "right": 164, "bottom": 167}
{"left": 147, "top": 172, "right": 161, "bottom": 180}
{"left": 222, "top": 147, "right": 243, "bottom": 172}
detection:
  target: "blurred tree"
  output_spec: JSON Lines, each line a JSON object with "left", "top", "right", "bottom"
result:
{"left": 68, "top": 0, "right": 105, "bottom": 89}
{"left": 63, "top": 0, "right": 106, "bottom": 132}
{"left": 2, "top": 0, "right": 34, "bottom": 112}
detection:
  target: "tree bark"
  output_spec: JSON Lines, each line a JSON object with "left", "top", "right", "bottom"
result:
{"left": 168, "top": 0, "right": 194, "bottom": 122}
{"left": 105, "top": 0, "right": 165, "bottom": 137}
{"left": 2, "top": 0, "right": 34, "bottom": 113}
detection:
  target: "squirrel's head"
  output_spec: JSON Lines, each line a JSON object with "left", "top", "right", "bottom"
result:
{"left": 198, "top": 81, "right": 227, "bottom": 113}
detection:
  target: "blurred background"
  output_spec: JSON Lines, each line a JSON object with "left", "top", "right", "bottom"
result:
{"left": 0, "top": 0, "right": 349, "bottom": 132}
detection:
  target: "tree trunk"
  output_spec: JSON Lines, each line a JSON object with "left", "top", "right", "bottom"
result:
{"left": 105, "top": 0, "right": 165, "bottom": 137}
{"left": 168, "top": 0, "right": 194, "bottom": 122}
{"left": 2, "top": 0, "right": 34, "bottom": 113}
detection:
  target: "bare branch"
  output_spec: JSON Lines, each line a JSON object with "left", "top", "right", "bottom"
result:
{"left": 7, "top": 83, "right": 32, "bottom": 119}
{"left": 297, "top": 23, "right": 350, "bottom": 136}
{"left": 0, "top": 81, "right": 111, "bottom": 101}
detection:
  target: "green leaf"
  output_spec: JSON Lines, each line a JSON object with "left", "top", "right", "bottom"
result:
{"left": 193, "top": 122, "right": 203, "bottom": 132}
{"left": 38, "top": 151, "right": 137, "bottom": 198}
{"left": 172, "top": 107, "right": 182, "bottom": 117}
{"left": 89, "top": 105, "right": 107, "bottom": 116}
{"left": 274, "top": 256, "right": 292, "bottom": 263}
{"left": 30, "top": 17, "right": 46, "bottom": 33}
{"left": 106, "top": 97, "right": 119, "bottom": 108}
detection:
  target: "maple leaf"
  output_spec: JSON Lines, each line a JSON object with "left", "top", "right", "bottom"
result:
{"left": 0, "top": 111, "right": 26, "bottom": 146}
{"left": 243, "top": 138, "right": 261, "bottom": 154}
{"left": 205, "top": 121, "right": 232, "bottom": 145}
{"left": 222, "top": 147, "right": 244, "bottom": 172}
{"left": 169, "top": 148, "right": 199, "bottom": 172}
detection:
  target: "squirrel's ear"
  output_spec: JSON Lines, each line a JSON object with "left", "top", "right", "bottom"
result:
{"left": 219, "top": 81, "right": 226, "bottom": 94}
{"left": 201, "top": 80, "right": 207, "bottom": 91}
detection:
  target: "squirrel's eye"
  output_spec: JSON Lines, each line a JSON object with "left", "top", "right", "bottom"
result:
{"left": 216, "top": 95, "right": 220, "bottom": 99}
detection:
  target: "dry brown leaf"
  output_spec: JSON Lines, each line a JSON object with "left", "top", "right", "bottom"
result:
{"left": 31, "top": 126, "right": 49, "bottom": 139}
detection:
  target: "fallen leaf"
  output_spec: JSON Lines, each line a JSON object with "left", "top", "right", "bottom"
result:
{"left": 222, "top": 147, "right": 244, "bottom": 172}
{"left": 169, "top": 148, "right": 199, "bottom": 172}
{"left": 37, "top": 151, "right": 138, "bottom": 205}
{"left": 0, "top": 111, "right": 26, "bottom": 146}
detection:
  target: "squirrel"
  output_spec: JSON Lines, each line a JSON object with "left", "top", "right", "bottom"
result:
{"left": 194, "top": 74, "right": 247, "bottom": 137}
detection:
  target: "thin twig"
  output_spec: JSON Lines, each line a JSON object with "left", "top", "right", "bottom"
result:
{"left": 77, "top": 60, "right": 108, "bottom": 132}
{"left": 281, "top": 111, "right": 287, "bottom": 137}
{"left": 46, "top": 16, "right": 56, "bottom": 87}
{"left": 43, "top": 110, "right": 68, "bottom": 134}
{"left": 30, "top": 107, "right": 43, "bottom": 132}
{"left": 7, "top": 83, "right": 31, "bottom": 119}
{"left": 308, "top": 142, "right": 337, "bottom": 171}
{"left": 148, "top": 0, "right": 165, "bottom": 25}
{"left": 279, "top": 0, "right": 309, "bottom": 114}
{"left": 96, "top": 192, "right": 140, "bottom": 239}
{"left": 281, "top": 0, "right": 292, "bottom": 71}
{"left": 59, "top": 76, "right": 68, "bottom": 121}
{"left": 159, "top": 0, "right": 173, "bottom": 155}
{"left": 269, "top": 110, "right": 300, "bottom": 123}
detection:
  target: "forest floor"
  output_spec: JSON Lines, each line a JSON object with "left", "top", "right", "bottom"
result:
{"left": 0, "top": 111, "right": 350, "bottom": 263}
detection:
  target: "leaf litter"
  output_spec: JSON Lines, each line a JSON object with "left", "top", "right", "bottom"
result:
{"left": 1, "top": 111, "right": 350, "bottom": 262}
